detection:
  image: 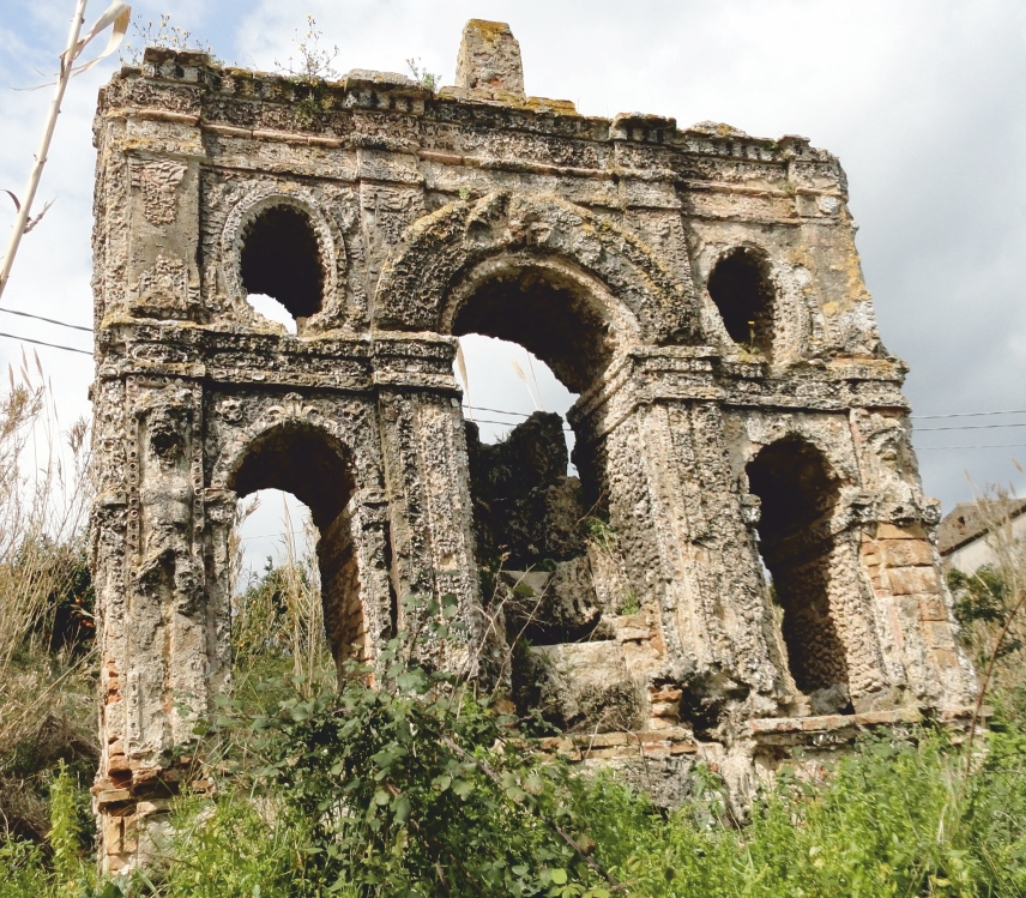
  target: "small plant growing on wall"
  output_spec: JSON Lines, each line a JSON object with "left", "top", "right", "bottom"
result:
{"left": 120, "top": 13, "right": 218, "bottom": 66}
{"left": 275, "top": 15, "right": 340, "bottom": 80}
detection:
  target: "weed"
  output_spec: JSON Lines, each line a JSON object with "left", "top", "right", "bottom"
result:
{"left": 406, "top": 57, "right": 442, "bottom": 91}
{"left": 275, "top": 15, "right": 340, "bottom": 81}
{"left": 121, "top": 14, "right": 219, "bottom": 67}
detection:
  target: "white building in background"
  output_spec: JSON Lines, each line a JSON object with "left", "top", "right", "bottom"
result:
{"left": 937, "top": 498, "right": 1026, "bottom": 574}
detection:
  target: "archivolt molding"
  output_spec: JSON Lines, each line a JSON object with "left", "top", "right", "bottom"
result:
{"left": 209, "top": 392, "right": 374, "bottom": 492}
{"left": 374, "top": 192, "right": 699, "bottom": 344}
{"left": 736, "top": 412, "right": 860, "bottom": 488}
{"left": 220, "top": 184, "right": 347, "bottom": 327}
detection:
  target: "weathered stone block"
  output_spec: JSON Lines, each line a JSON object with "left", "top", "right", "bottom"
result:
{"left": 888, "top": 566, "right": 942, "bottom": 596}
{"left": 881, "top": 539, "right": 935, "bottom": 568}
{"left": 522, "top": 642, "right": 642, "bottom": 732}
{"left": 876, "top": 522, "right": 927, "bottom": 540}
{"left": 455, "top": 20, "right": 525, "bottom": 99}
{"left": 917, "top": 594, "right": 949, "bottom": 621}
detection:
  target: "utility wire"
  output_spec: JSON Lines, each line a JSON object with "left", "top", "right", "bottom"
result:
{"left": 0, "top": 331, "right": 91, "bottom": 356}
{"left": 917, "top": 443, "right": 1026, "bottom": 451}
{"left": 471, "top": 415, "right": 573, "bottom": 432}
{"left": 912, "top": 409, "right": 1026, "bottom": 420}
{"left": 916, "top": 422, "right": 1026, "bottom": 433}
{"left": 0, "top": 307, "right": 92, "bottom": 333}
{"left": 463, "top": 404, "right": 533, "bottom": 419}
{"left": 0, "top": 324, "right": 1023, "bottom": 443}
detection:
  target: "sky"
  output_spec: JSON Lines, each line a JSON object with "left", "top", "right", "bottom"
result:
{"left": 2, "top": 0, "right": 1025, "bottom": 570}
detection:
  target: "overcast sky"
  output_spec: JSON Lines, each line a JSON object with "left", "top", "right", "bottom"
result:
{"left": 2, "top": 0, "right": 1025, "bottom": 567}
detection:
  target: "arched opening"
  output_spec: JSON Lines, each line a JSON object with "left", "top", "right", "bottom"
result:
{"left": 746, "top": 437, "right": 851, "bottom": 712}
{"left": 450, "top": 266, "right": 617, "bottom": 578}
{"left": 240, "top": 205, "right": 324, "bottom": 331}
{"left": 450, "top": 262, "right": 640, "bottom": 729}
{"left": 707, "top": 248, "right": 775, "bottom": 358}
{"left": 228, "top": 426, "right": 365, "bottom": 669}
{"left": 232, "top": 488, "right": 327, "bottom": 686}
{"left": 452, "top": 267, "right": 616, "bottom": 394}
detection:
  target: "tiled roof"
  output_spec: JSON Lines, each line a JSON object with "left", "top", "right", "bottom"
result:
{"left": 936, "top": 497, "right": 1026, "bottom": 555}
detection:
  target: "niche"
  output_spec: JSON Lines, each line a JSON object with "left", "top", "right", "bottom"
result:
{"left": 240, "top": 205, "right": 324, "bottom": 331}
{"left": 707, "top": 248, "right": 776, "bottom": 358}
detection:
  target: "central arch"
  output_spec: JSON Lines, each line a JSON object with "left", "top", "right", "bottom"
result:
{"left": 445, "top": 253, "right": 640, "bottom": 393}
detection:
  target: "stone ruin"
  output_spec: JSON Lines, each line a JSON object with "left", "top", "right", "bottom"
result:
{"left": 88, "top": 20, "right": 977, "bottom": 870}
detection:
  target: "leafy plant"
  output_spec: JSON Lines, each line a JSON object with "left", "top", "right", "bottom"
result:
{"left": 207, "top": 593, "right": 618, "bottom": 897}
{"left": 406, "top": 57, "right": 441, "bottom": 91}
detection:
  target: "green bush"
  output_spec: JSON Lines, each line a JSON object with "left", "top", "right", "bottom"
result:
{"left": 135, "top": 587, "right": 1026, "bottom": 898}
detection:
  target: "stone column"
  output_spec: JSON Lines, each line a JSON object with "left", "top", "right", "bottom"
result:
{"left": 92, "top": 377, "right": 216, "bottom": 872}
{"left": 849, "top": 408, "right": 976, "bottom": 709}
{"left": 373, "top": 336, "right": 483, "bottom": 672}
{"left": 571, "top": 348, "right": 784, "bottom": 714}
{"left": 318, "top": 488, "right": 394, "bottom": 664}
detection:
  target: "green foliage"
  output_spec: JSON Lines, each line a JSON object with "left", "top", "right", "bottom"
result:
{"left": 405, "top": 58, "right": 441, "bottom": 91}
{"left": 581, "top": 516, "right": 614, "bottom": 549}
{"left": 39, "top": 541, "right": 95, "bottom": 654}
{"left": 7, "top": 625, "right": 1026, "bottom": 895}
{"left": 123, "top": 585, "right": 1026, "bottom": 897}
{"left": 204, "top": 594, "right": 615, "bottom": 897}
{"left": 0, "top": 763, "right": 97, "bottom": 897}
{"left": 948, "top": 565, "right": 1023, "bottom": 660}
{"left": 102, "top": 709, "right": 1026, "bottom": 897}
{"left": 146, "top": 796, "right": 323, "bottom": 898}
{"left": 47, "top": 761, "right": 94, "bottom": 895}
{"left": 617, "top": 589, "right": 640, "bottom": 616}
{"left": 949, "top": 566, "right": 1010, "bottom": 627}
{"left": 0, "top": 838, "right": 48, "bottom": 898}
{"left": 576, "top": 726, "right": 1026, "bottom": 898}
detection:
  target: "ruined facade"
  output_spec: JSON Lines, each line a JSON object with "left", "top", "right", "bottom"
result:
{"left": 89, "top": 21, "right": 976, "bottom": 869}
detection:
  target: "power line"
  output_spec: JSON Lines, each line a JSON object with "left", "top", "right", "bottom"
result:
{"left": 470, "top": 415, "right": 573, "bottom": 432}
{"left": 0, "top": 327, "right": 1020, "bottom": 441}
{"left": 916, "top": 422, "right": 1026, "bottom": 433}
{"left": 464, "top": 404, "right": 533, "bottom": 418}
{"left": 0, "top": 307, "right": 92, "bottom": 333}
{"left": 912, "top": 409, "right": 1026, "bottom": 420}
{"left": 0, "top": 331, "right": 91, "bottom": 356}
{"left": 917, "top": 443, "right": 1026, "bottom": 451}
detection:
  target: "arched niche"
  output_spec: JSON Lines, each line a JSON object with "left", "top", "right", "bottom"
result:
{"left": 374, "top": 191, "right": 698, "bottom": 347}
{"left": 746, "top": 436, "right": 852, "bottom": 710}
{"left": 221, "top": 187, "right": 346, "bottom": 333}
{"left": 707, "top": 246, "right": 777, "bottom": 359}
{"left": 226, "top": 423, "right": 367, "bottom": 664}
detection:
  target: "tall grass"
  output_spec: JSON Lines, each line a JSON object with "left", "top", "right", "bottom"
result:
{"left": 0, "top": 354, "right": 95, "bottom": 842}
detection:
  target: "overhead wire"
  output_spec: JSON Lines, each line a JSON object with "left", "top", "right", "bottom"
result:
{"left": 0, "top": 331, "right": 91, "bottom": 356}
{"left": 0, "top": 307, "right": 92, "bottom": 333}
{"left": 0, "top": 314, "right": 1022, "bottom": 450}
{"left": 916, "top": 422, "right": 1026, "bottom": 432}
{"left": 912, "top": 409, "right": 1026, "bottom": 420}
{"left": 917, "top": 444, "right": 1026, "bottom": 451}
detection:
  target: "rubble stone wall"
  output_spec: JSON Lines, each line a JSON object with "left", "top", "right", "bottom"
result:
{"left": 89, "top": 20, "right": 976, "bottom": 870}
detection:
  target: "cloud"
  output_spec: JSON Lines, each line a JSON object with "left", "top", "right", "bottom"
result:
{"left": 2, "top": 0, "right": 1024, "bottom": 517}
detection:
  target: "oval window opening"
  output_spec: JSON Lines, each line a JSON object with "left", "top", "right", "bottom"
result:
{"left": 707, "top": 248, "right": 775, "bottom": 358}
{"left": 241, "top": 206, "right": 324, "bottom": 325}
